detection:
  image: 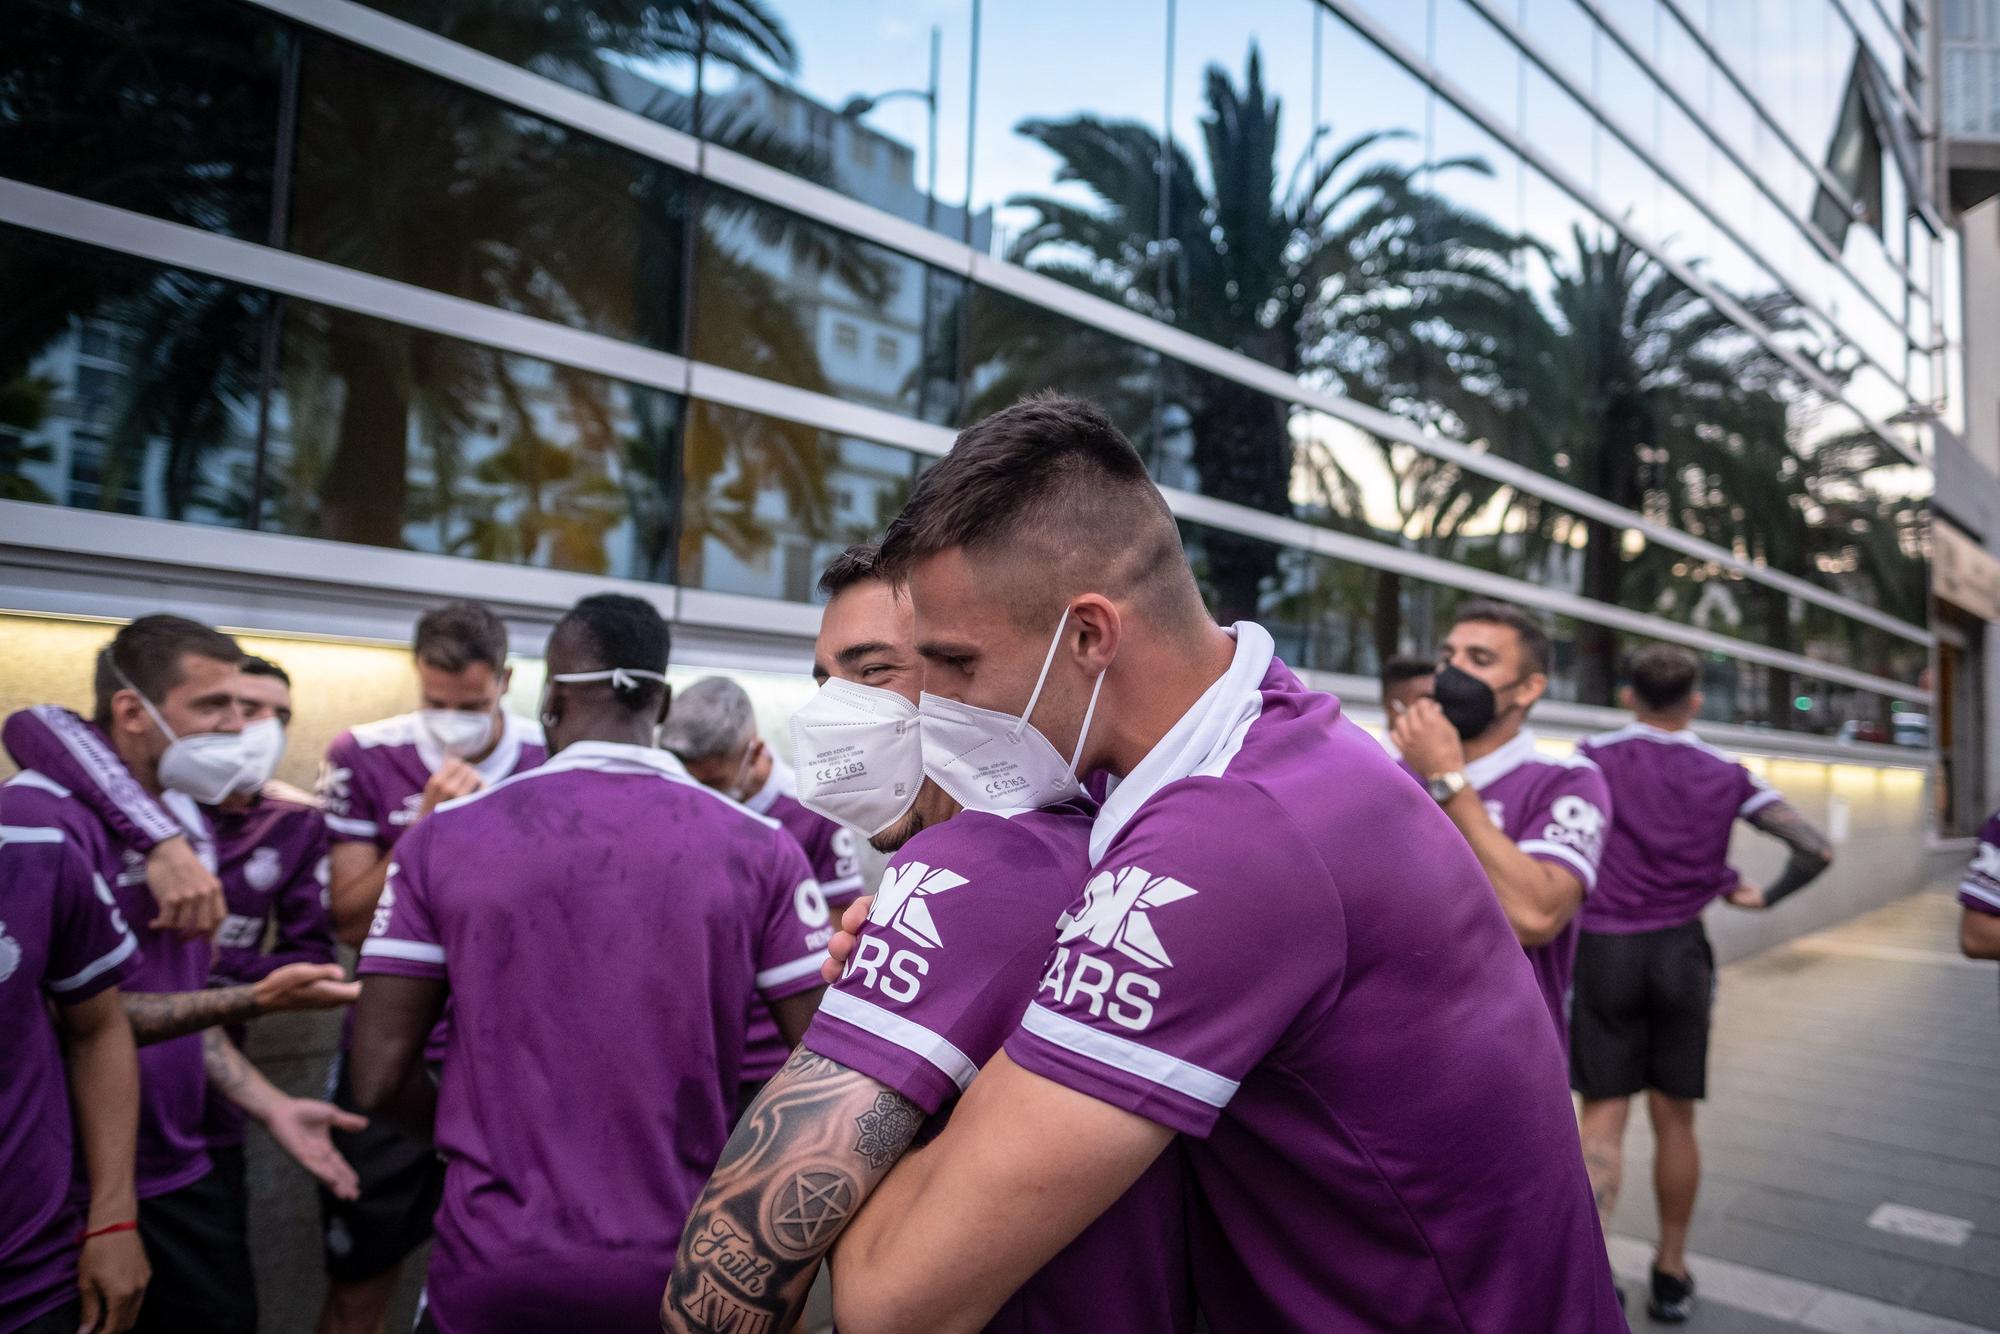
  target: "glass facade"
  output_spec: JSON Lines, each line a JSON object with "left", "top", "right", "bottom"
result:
{"left": 0, "top": 0, "right": 1943, "bottom": 735}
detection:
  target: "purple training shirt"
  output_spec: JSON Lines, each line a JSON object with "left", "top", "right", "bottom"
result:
{"left": 1003, "top": 623, "right": 1622, "bottom": 1332}
{"left": 356, "top": 741, "right": 829, "bottom": 1334}
{"left": 740, "top": 761, "right": 864, "bottom": 1083}
{"left": 0, "top": 813, "right": 139, "bottom": 1333}
{"left": 1463, "top": 729, "right": 1613, "bottom": 1041}
{"left": 1577, "top": 722, "right": 1782, "bottom": 934}
{"left": 805, "top": 800, "right": 1192, "bottom": 1334}
{"left": 1959, "top": 811, "right": 2000, "bottom": 922}
{"left": 0, "top": 763, "right": 217, "bottom": 1204}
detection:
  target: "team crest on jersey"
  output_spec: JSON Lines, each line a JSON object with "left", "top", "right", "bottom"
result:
{"left": 868, "top": 861, "right": 969, "bottom": 949}
{"left": 1539, "top": 795, "right": 1607, "bottom": 859}
{"left": 1057, "top": 867, "right": 1197, "bottom": 969}
{"left": 390, "top": 793, "right": 424, "bottom": 828}
{"left": 244, "top": 846, "right": 283, "bottom": 893}
{"left": 0, "top": 921, "right": 19, "bottom": 984}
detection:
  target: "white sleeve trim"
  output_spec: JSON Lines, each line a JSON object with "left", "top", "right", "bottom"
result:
{"left": 324, "top": 814, "right": 380, "bottom": 838}
{"left": 0, "top": 824, "right": 64, "bottom": 844}
{"left": 819, "top": 874, "right": 866, "bottom": 900}
{"left": 1020, "top": 1003, "right": 1238, "bottom": 1110}
{"left": 755, "top": 952, "right": 828, "bottom": 990}
{"left": 815, "top": 988, "right": 978, "bottom": 1091}
{"left": 359, "top": 938, "right": 446, "bottom": 965}
{"left": 1739, "top": 788, "right": 1785, "bottom": 818}
{"left": 1960, "top": 879, "right": 2000, "bottom": 910}
{"left": 48, "top": 931, "right": 138, "bottom": 994}
{"left": 1516, "top": 839, "right": 1599, "bottom": 893}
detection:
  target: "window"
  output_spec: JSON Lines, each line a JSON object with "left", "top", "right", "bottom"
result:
{"left": 834, "top": 322, "right": 861, "bottom": 355}
{"left": 1812, "top": 55, "right": 1887, "bottom": 247}
{"left": 874, "top": 333, "right": 898, "bottom": 365}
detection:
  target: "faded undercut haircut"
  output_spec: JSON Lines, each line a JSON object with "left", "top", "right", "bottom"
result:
{"left": 554, "top": 593, "right": 670, "bottom": 715}
{"left": 93, "top": 614, "right": 243, "bottom": 727}
{"left": 1379, "top": 654, "right": 1436, "bottom": 689}
{"left": 876, "top": 392, "right": 1203, "bottom": 629}
{"left": 1628, "top": 642, "right": 1702, "bottom": 712}
{"left": 413, "top": 600, "right": 509, "bottom": 674}
{"left": 817, "top": 542, "right": 885, "bottom": 600}
{"left": 1451, "top": 600, "right": 1553, "bottom": 678}
{"left": 656, "top": 677, "right": 755, "bottom": 762}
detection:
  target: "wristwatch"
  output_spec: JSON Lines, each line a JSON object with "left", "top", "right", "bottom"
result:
{"left": 1426, "top": 770, "right": 1469, "bottom": 805}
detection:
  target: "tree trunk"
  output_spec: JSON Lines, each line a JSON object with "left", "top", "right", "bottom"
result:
{"left": 317, "top": 329, "right": 409, "bottom": 549}
{"left": 1187, "top": 379, "right": 1292, "bottom": 628}
{"left": 1576, "top": 515, "right": 1623, "bottom": 706}
{"left": 1373, "top": 567, "right": 1403, "bottom": 670}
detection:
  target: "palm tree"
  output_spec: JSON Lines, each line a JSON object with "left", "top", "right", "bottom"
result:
{"left": 987, "top": 45, "right": 1525, "bottom": 630}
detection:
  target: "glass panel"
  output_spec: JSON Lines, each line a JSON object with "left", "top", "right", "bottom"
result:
{"left": 693, "top": 185, "right": 963, "bottom": 424}
{"left": 264, "top": 299, "right": 681, "bottom": 576}
{"left": 0, "top": 228, "right": 261, "bottom": 527}
{"left": 679, "top": 401, "right": 922, "bottom": 603}
{"left": 0, "top": 0, "right": 278, "bottom": 239}
{"left": 290, "top": 32, "right": 690, "bottom": 354}
{"left": 960, "top": 287, "right": 1159, "bottom": 452}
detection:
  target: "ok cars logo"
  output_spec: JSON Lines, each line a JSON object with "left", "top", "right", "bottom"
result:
{"left": 1056, "top": 867, "right": 1197, "bottom": 969}
{"left": 845, "top": 861, "right": 969, "bottom": 1004}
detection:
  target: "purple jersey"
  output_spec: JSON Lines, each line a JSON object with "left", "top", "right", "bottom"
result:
{"left": 740, "top": 761, "right": 863, "bottom": 1082}
{"left": 356, "top": 741, "right": 828, "bottom": 1334}
{"left": 1004, "top": 624, "right": 1620, "bottom": 1332}
{"left": 0, "top": 766, "right": 217, "bottom": 1203}
{"left": 1959, "top": 812, "right": 2000, "bottom": 920}
{"left": 0, "top": 815, "right": 139, "bottom": 1332}
{"left": 1577, "top": 722, "right": 1781, "bottom": 934}
{"left": 1464, "top": 730, "right": 1613, "bottom": 1040}
{"left": 805, "top": 801, "right": 1192, "bottom": 1334}
{"left": 317, "top": 711, "right": 546, "bottom": 852}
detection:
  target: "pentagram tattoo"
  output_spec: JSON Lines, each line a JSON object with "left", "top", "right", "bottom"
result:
{"left": 853, "top": 1091, "right": 922, "bottom": 1169}
{"left": 766, "top": 1168, "right": 857, "bottom": 1254}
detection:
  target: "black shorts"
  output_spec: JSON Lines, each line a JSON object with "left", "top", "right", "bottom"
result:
{"left": 134, "top": 1164, "right": 256, "bottom": 1334}
{"left": 317, "top": 1056, "right": 445, "bottom": 1284}
{"left": 11, "top": 1299, "right": 82, "bottom": 1334}
{"left": 1570, "top": 920, "right": 1715, "bottom": 1101}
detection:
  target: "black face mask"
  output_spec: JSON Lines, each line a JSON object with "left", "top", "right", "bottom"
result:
{"left": 1432, "top": 664, "right": 1498, "bottom": 740}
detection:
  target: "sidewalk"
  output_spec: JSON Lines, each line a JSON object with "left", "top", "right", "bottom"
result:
{"left": 1606, "top": 891, "right": 2000, "bottom": 1332}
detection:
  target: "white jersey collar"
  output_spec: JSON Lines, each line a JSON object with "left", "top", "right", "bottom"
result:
{"left": 411, "top": 710, "right": 542, "bottom": 784}
{"left": 1465, "top": 728, "right": 1541, "bottom": 790}
{"left": 539, "top": 739, "right": 691, "bottom": 778}
{"left": 1089, "top": 621, "right": 1275, "bottom": 865}
{"left": 744, "top": 760, "right": 795, "bottom": 816}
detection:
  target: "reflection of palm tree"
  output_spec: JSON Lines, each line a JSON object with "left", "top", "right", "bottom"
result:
{"left": 0, "top": 379, "right": 56, "bottom": 502}
{"left": 988, "top": 46, "right": 1521, "bottom": 627}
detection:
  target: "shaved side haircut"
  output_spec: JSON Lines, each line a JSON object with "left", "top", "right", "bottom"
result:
{"left": 877, "top": 393, "right": 1207, "bottom": 631}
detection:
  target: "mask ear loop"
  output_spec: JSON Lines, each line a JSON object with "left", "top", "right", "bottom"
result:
{"left": 1013, "top": 606, "right": 1074, "bottom": 741}
{"left": 112, "top": 665, "right": 178, "bottom": 742}
{"left": 1067, "top": 669, "right": 1105, "bottom": 774}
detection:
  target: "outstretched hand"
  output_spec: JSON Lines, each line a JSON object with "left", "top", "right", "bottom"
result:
{"left": 265, "top": 1097, "right": 368, "bottom": 1200}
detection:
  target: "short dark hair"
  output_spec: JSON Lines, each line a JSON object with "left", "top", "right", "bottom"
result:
{"left": 554, "top": 593, "right": 671, "bottom": 714}
{"left": 413, "top": 601, "right": 509, "bottom": 674}
{"left": 1451, "top": 600, "right": 1552, "bottom": 678}
{"left": 1379, "top": 654, "right": 1436, "bottom": 688}
{"left": 1628, "top": 642, "right": 1701, "bottom": 711}
{"left": 818, "top": 542, "right": 884, "bottom": 599}
{"left": 239, "top": 654, "right": 290, "bottom": 688}
{"left": 93, "top": 614, "right": 243, "bottom": 727}
{"left": 877, "top": 393, "right": 1199, "bottom": 626}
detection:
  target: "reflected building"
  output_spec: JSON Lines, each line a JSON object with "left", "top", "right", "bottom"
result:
{"left": 0, "top": 0, "right": 1990, "bottom": 836}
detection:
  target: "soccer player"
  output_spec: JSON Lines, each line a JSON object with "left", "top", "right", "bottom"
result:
{"left": 662, "top": 545, "right": 1191, "bottom": 1334}
{"left": 3, "top": 653, "right": 339, "bottom": 1297}
{"left": 1959, "top": 809, "right": 2000, "bottom": 963}
{"left": 314, "top": 601, "right": 546, "bottom": 1334}
{"left": 1572, "top": 643, "right": 1834, "bottom": 1323}
{"left": 349, "top": 594, "right": 830, "bottom": 1333}
{"left": 735, "top": 397, "right": 1620, "bottom": 1331}
{"left": 1390, "top": 602, "right": 1612, "bottom": 1040}
{"left": 659, "top": 677, "right": 865, "bottom": 1109}
{"left": 0, "top": 821, "right": 147, "bottom": 1334}
{"left": 1, "top": 615, "right": 363, "bottom": 1334}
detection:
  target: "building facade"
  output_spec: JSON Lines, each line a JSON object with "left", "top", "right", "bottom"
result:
{"left": 0, "top": 2, "right": 1971, "bottom": 830}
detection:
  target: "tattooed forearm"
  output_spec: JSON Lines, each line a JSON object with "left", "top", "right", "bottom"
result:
{"left": 661, "top": 1046, "right": 923, "bottom": 1334}
{"left": 124, "top": 984, "right": 260, "bottom": 1045}
{"left": 1747, "top": 800, "right": 1834, "bottom": 907}
{"left": 202, "top": 1028, "right": 254, "bottom": 1101}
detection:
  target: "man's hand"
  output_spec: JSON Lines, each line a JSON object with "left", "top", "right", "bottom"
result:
{"left": 250, "top": 963, "right": 360, "bottom": 1014}
{"left": 1389, "top": 697, "right": 1466, "bottom": 779}
{"left": 262, "top": 1096, "right": 367, "bottom": 1200}
{"left": 820, "top": 895, "right": 874, "bottom": 984}
{"left": 417, "top": 758, "right": 484, "bottom": 820}
{"left": 76, "top": 1228, "right": 148, "bottom": 1334}
{"left": 1726, "top": 881, "right": 1768, "bottom": 910}
{"left": 144, "top": 836, "right": 224, "bottom": 939}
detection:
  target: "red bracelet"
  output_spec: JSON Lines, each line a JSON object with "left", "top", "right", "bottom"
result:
{"left": 77, "top": 1220, "right": 138, "bottom": 1244}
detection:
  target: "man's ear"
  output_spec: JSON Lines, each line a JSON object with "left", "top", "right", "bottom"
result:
{"left": 1068, "top": 594, "right": 1121, "bottom": 674}
{"left": 109, "top": 688, "right": 150, "bottom": 738}
{"left": 497, "top": 665, "right": 513, "bottom": 699}
{"left": 1517, "top": 672, "right": 1549, "bottom": 712}
{"left": 655, "top": 685, "right": 674, "bottom": 728}
{"left": 1687, "top": 690, "right": 1704, "bottom": 718}
{"left": 1618, "top": 685, "right": 1636, "bottom": 712}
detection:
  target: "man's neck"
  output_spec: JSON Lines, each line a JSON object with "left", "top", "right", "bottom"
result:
{"left": 1463, "top": 714, "right": 1526, "bottom": 765}
{"left": 1093, "top": 623, "right": 1241, "bottom": 778}
{"left": 110, "top": 732, "right": 164, "bottom": 798}
{"left": 549, "top": 717, "right": 655, "bottom": 757}
{"left": 1635, "top": 710, "right": 1693, "bottom": 732}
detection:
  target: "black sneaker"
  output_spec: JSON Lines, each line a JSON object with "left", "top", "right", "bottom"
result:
{"left": 1648, "top": 1265, "right": 1695, "bottom": 1323}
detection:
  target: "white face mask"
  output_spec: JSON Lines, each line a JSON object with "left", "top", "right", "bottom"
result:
{"left": 418, "top": 707, "right": 497, "bottom": 759}
{"left": 919, "top": 606, "right": 1104, "bottom": 815}
{"left": 790, "top": 678, "right": 923, "bottom": 837}
{"left": 118, "top": 670, "right": 261, "bottom": 806}
{"left": 231, "top": 716, "right": 286, "bottom": 795}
